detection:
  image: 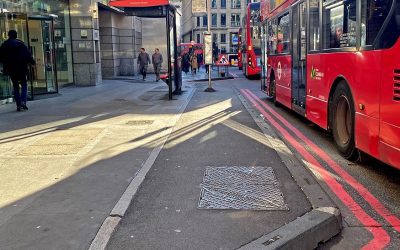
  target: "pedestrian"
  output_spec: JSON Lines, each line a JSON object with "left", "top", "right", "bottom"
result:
{"left": 0, "top": 30, "right": 35, "bottom": 112}
{"left": 137, "top": 48, "right": 151, "bottom": 81}
{"left": 182, "top": 52, "right": 190, "bottom": 74}
{"left": 152, "top": 48, "right": 163, "bottom": 82}
{"left": 190, "top": 52, "right": 198, "bottom": 75}
{"left": 197, "top": 52, "right": 203, "bottom": 72}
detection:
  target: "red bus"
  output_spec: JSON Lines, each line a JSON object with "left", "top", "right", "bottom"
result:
{"left": 242, "top": 2, "right": 262, "bottom": 78}
{"left": 238, "top": 28, "right": 243, "bottom": 70}
{"left": 260, "top": 0, "right": 400, "bottom": 169}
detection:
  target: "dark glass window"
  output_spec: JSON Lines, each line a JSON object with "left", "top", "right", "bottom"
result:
{"left": 212, "top": 0, "right": 217, "bottom": 8}
{"left": 197, "top": 34, "right": 201, "bottom": 43}
{"left": 221, "top": 34, "right": 226, "bottom": 43}
{"left": 203, "top": 15, "right": 208, "bottom": 27}
{"left": 212, "top": 14, "right": 217, "bottom": 26}
{"left": 277, "top": 13, "right": 290, "bottom": 54}
{"left": 231, "top": 14, "right": 240, "bottom": 27}
{"left": 197, "top": 17, "right": 201, "bottom": 27}
{"left": 221, "top": 0, "right": 226, "bottom": 9}
{"left": 213, "top": 34, "right": 218, "bottom": 43}
{"left": 323, "top": 0, "right": 357, "bottom": 49}
{"left": 361, "top": 0, "right": 393, "bottom": 46}
{"left": 231, "top": 0, "right": 241, "bottom": 9}
{"left": 309, "top": 0, "right": 320, "bottom": 51}
{"left": 221, "top": 14, "right": 226, "bottom": 26}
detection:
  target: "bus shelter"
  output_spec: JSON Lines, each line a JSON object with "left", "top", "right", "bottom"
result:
{"left": 109, "top": 0, "right": 181, "bottom": 100}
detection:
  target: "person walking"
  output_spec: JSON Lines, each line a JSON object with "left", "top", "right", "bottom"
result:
{"left": 0, "top": 30, "right": 35, "bottom": 112}
{"left": 182, "top": 52, "right": 190, "bottom": 74}
{"left": 137, "top": 48, "right": 151, "bottom": 81}
{"left": 152, "top": 48, "right": 163, "bottom": 82}
{"left": 190, "top": 52, "right": 198, "bottom": 75}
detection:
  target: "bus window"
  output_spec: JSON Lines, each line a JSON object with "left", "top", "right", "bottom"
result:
{"left": 267, "top": 19, "right": 277, "bottom": 55}
{"left": 277, "top": 13, "right": 290, "bottom": 54}
{"left": 309, "top": 0, "right": 320, "bottom": 51}
{"left": 323, "top": 0, "right": 357, "bottom": 49}
{"left": 361, "top": 0, "right": 392, "bottom": 47}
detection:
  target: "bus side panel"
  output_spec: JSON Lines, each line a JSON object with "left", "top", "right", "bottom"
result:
{"left": 353, "top": 51, "right": 381, "bottom": 159}
{"left": 306, "top": 54, "right": 328, "bottom": 129}
{"left": 270, "top": 55, "right": 292, "bottom": 108}
{"left": 379, "top": 40, "right": 400, "bottom": 169}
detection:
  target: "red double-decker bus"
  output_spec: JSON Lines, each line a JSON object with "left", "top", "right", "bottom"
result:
{"left": 238, "top": 28, "right": 243, "bottom": 70}
{"left": 242, "top": 2, "right": 262, "bottom": 78}
{"left": 260, "top": 0, "right": 400, "bottom": 168}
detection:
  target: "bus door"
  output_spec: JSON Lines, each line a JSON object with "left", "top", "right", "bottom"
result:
{"left": 291, "top": 1, "right": 307, "bottom": 114}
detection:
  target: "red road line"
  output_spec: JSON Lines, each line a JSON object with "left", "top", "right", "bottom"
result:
{"left": 241, "top": 89, "right": 390, "bottom": 249}
{"left": 244, "top": 89, "right": 400, "bottom": 231}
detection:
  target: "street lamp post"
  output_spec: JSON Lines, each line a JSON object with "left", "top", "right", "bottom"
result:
{"left": 204, "top": 0, "right": 216, "bottom": 92}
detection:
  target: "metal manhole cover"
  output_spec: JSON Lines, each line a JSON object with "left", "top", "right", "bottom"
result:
{"left": 198, "top": 166, "right": 288, "bottom": 210}
{"left": 126, "top": 120, "right": 154, "bottom": 126}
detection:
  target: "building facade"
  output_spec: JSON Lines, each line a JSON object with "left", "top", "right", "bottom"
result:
{"left": 182, "top": 0, "right": 259, "bottom": 54}
{"left": 0, "top": 0, "right": 148, "bottom": 104}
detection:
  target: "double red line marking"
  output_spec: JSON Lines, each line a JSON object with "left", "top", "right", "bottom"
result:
{"left": 241, "top": 89, "right": 400, "bottom": 249}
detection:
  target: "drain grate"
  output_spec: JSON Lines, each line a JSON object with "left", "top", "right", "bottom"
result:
{"left": 126, "top": 120, "right": 154, "bottom": 126}
{"left": 198, "top": 166, "right": 288, "bottom": 210}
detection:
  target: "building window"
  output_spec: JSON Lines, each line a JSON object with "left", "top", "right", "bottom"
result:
{"left": 212, "top": 0, "right": 217, "bottom": 8}
{"left": 221, "top": 14, "right": 226, "bottom": 26}
{"left": 212, "top": 14, "right": 217, "bottom": 26}
{"left": 197, "top": 16, "right": 201, "bottom": 27}
{"left": 203, "top": 15, "right": 208, "bottom": 27}
{"left": 213, "top": 34, "right": 218, "bottom": 43}
{"left": 231, "top": 14, "right": 240, "bottom": 27}
{"left": 231, "top": 0, "right": 241, "bottom": 9}
{"left": 197, "top": 34, "right": 201, "bottom": 43}
{"left": 323, "top": 0, "right": 357, "bottom": 49}
{"left": 221, "top": 33, "right": 226, "bottom": 43}
{"left": 221, "top": 0, "right": 226, "bottom": 9}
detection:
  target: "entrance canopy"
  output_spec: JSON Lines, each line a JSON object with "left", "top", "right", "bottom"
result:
{"left": 109, "top": 0, "right": 181, "bottom": 100}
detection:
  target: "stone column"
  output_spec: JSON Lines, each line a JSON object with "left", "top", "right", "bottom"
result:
{"left": 69, "top": 0, "right": 102, "bottom": 86}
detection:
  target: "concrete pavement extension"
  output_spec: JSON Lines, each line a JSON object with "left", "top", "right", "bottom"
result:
{"left": 0, "top": 79, "right": 193, "bottom": 249}
{"left": 106, "top": 79, "right": 317, "bottom": 249}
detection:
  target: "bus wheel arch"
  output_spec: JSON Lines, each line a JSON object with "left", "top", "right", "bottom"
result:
{"left": 328, "top": 78, "right": 359, "bottom": 161}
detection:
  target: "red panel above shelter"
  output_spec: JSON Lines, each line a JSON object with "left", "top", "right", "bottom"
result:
{"left": 109, "top": 0, "right": 170, "bottom": 7}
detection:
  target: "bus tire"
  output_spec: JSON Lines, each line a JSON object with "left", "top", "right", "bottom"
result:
{"left": 270, "top": 74, "right": 279, "bottom": 106}
{"left": 331, "top": 82, "right": 359, "bottom": 160}
{"left": 239, "top": 66, "right": 243, "bottom": 70}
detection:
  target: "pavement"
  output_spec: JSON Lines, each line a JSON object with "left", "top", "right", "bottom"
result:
{"left": 0, "top": 70, "right": 342, "bottom": 250}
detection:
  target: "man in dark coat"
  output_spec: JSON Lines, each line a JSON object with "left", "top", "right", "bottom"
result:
{"left": 137, "top": 48, "right": 151, "bottom": 81}
{"left": 0, "top": 30, "right": 35, "bottom": 111}
{"left": 152, "top": 48, "right": 163, "bottom": 82}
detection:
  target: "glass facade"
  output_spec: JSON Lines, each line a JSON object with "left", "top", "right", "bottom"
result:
{"left": 0, "top": 0, "right": 73, "bottom": 102}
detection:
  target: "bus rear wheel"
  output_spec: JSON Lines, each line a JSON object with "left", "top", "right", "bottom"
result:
{"left": 331, "top": 82, "right": 359, "bottom": 160}
{"left": 270, "top": 75, "right": 279, "bottom": 107}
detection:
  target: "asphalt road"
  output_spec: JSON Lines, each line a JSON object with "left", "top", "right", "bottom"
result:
{"left": 231, "top": 73, "right": 400, "bottom": 249}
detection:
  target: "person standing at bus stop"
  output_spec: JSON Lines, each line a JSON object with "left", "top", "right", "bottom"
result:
{"left": 137, "top": 48, "right": 151, "bottom": 81}
{"left": 0, "top": 30, "right": 35, "bottom": 112}
{"left": 152, "top": 48, "right": 163, "bottom": 82}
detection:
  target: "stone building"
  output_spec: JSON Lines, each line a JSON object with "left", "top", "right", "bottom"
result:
{"left": 181, "top": 0, "right": 259, "bottom": 54}
{"left": 0, "top": 0, "right": 174, "bottom": 104}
